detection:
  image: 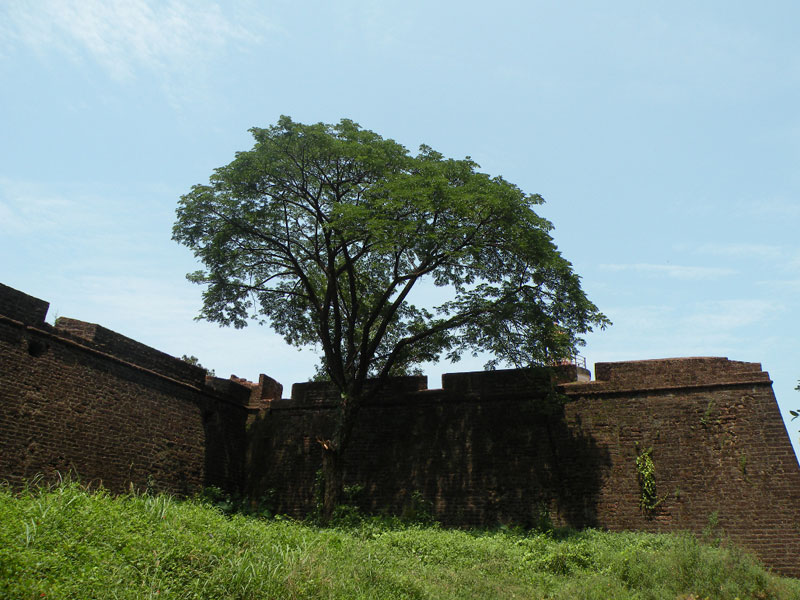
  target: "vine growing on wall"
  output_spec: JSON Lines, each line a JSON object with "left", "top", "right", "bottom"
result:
{"left": 635, "top": 445, "right": 662, "bottom": 515}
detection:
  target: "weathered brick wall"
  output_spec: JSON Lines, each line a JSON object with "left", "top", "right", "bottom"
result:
{"left": 561, "top": 358, "right": 800, "bottom": 577}
{"left": 54, "top": 317, "right": 207, "bottom": 386}
{"left": 248, "top": 360, "right": 800, "bottom": 577}
{"left": 248, "top": 367, "right": 602, "bottom": 527}
{"left": 0, "top": 284, "right": 257, "bottom": 496}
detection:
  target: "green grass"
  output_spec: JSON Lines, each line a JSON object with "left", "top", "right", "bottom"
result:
{"left": 1, "top": 481, "right": 798, "bottom": 599}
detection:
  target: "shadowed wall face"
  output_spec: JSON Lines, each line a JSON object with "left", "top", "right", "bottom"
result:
{"left": 248, "top": 369, "right": 610, "bottom": 529}
{"left": 248, "top": 360, "right": 800, "bottom": 577}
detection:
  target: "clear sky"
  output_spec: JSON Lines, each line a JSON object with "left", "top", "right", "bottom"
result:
{"left": 2, "top": 1, "right": 799, "bottom": 457}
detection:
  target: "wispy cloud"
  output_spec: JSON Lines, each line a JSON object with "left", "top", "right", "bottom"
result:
{"left": 1, "top": 0, "right": 265, "bottom": 102}
{"left": 0, "top": 177, "right": 96, "bottom": 236}
{"left": 675, "top": 242, "right": 800, "bottom": 272}
{"left": 595, "top": 300, "right": 780, "bottom": 341}
{"left": 599, "top": 263, "right": 736, "bottom": 280}
{"left": 692, "top": 242, "right": 785, "bottom": 260}
{"left": 0, "top": 176, "right": 181, "bottom": 284}
{"left": 584, "top": 298, "right": 784, "bottom": 365}
{"left": 756, "top": 278, "right": 800, "bottom": 292}
{"left": 738, "top": 197, "right": 800, "bottom": 219}
{"left": 682, "top": 299, "right": 782, "bottom": 332}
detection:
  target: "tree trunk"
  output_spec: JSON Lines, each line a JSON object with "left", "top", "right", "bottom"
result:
{"left": 317, "top": 387, "right": 366, "bottom": 524}
{"left": 320, "top": 444, "right": 343, "bottom": 523}
{"left": 316, "top": 378, "right": 388, "bottom": 524}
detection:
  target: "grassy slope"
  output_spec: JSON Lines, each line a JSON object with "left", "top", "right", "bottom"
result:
{"left": 1, "top": 483, "right": 798, "bottom": 600}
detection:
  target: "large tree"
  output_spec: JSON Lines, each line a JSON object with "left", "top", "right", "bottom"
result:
{"left": 173, "top": 116, "right": 609, "bottom": 518}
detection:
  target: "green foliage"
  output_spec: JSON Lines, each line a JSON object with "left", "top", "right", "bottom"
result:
{"left": 309, "top": 468, "right": 325, "bottom": 524}
{"left": 173, "top": 115, "right": 609, "bottom": 388}
{"left": 1, "top": 482, "right": 798, "bottom": 599}
{"left": 702, "top": 511, "right": 724, "bottom": 548}
{"left": 530, "top": 500, "right": 555, "bottom": 533}
{"left": 738, "top": 453, "right": 748, "bottom": 477}
{"left": 326, "top": 484, "right": 370, "bottom": 528}
{"left": 195, "top": 485, "right": 276, "bottom": 519}
{"left": 635, "top": 445, "right": 663, "bottom": 515}
{"left": 343, "top": 483, "right": 365, "bottom": 506}
{"left": 400, "top": 490, "right": 436, "bottom": 525}
{"left": 700, "top": 399, "right": 715, "bottom": 428}
{"left": 312, "top": 484, "right": 437, "bottom": 529}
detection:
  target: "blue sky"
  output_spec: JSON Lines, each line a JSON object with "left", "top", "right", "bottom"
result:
{"left": 2, "top": 1, "right": 799, "bottom": 456}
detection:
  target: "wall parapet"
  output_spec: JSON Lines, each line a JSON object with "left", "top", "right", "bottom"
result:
{"left": 0, "top": 283, "right": 270, "bottom": 412}
{"left": 561, "top": 357, "right": 771, "bottom": 396}
{"left": 55, "top": 317, "right": 207, "bottom": 387}
{"left": 0, "top": 282, "right": 49, "bottom": 325}
{"left": 275, "top": 365, "right": 585, "bottom": 411}
{"left": 288, "top": 375, "right": 428, "bottom": 408}
{"left": 442, "top": 364, "right": 585, "bottom": 395}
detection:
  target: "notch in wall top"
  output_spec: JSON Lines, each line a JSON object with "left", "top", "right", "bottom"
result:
{"left": 212, "top": 373, "right": 284, "bottom": 407}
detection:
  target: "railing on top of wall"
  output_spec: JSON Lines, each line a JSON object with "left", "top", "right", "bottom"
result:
{"left": 552, "top": 355, "right": 587, "bottom": 369}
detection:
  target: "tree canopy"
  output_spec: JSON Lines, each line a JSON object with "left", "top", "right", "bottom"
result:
{"left": 173, "top": 116, "right": 609, "bottom": 517}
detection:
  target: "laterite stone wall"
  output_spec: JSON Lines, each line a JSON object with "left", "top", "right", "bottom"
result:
{"left": 248, "top": 360, "right": 800, "bottom": 577}
{"left": 0, "top": 282, "right": 264, "bottom": 496}
{"left": 561, "top": 358, "right": 800, "bottom": 577}
{"left": 247, "top": 367, "right": 604, "bottom": 527}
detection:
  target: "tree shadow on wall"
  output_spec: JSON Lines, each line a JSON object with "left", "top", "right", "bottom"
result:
{"left": 241, "top": 407, "right": 336, "bottom": 518}
{"left": 202, "top": 401, "right": 251, "bottom": 496}
{"left": 446, "top": 403, "right": 611, "bottom": 530}
{"left": 543, "top": 410, "right": 612, "bottom": 529}
{"left": 342, "top": 394, "right": 612, "bottom": 530}
{"left": 226, "top": 383, "right": 613, "bottom": 528}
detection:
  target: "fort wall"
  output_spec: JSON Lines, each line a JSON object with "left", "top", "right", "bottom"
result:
{"left": 1, "top": 283, "right": 799, "bottom": 576}
{"left": 248, "top": 360, "right": 800, "bottom": 576}
{"left": 0, "top": 282, "right": 265, "bottom": 496}
{"left": 561, "top": 359, "right": 800, "bottom": 576}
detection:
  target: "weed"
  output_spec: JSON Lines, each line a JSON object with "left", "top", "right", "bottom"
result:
{"left": 700, "top": 400, "right": 715, "bottom": 428}
{"left": 702, "top": 511, "right": 724, "bottom": 548}
{"left": 195, "top": 485, "right": 276, "bottom": 519}
{"left": 400, "top": 490, "right": 436, "bottom": 525}
{"left": 635, "top": 444, "right": 663, "bottom": 515}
